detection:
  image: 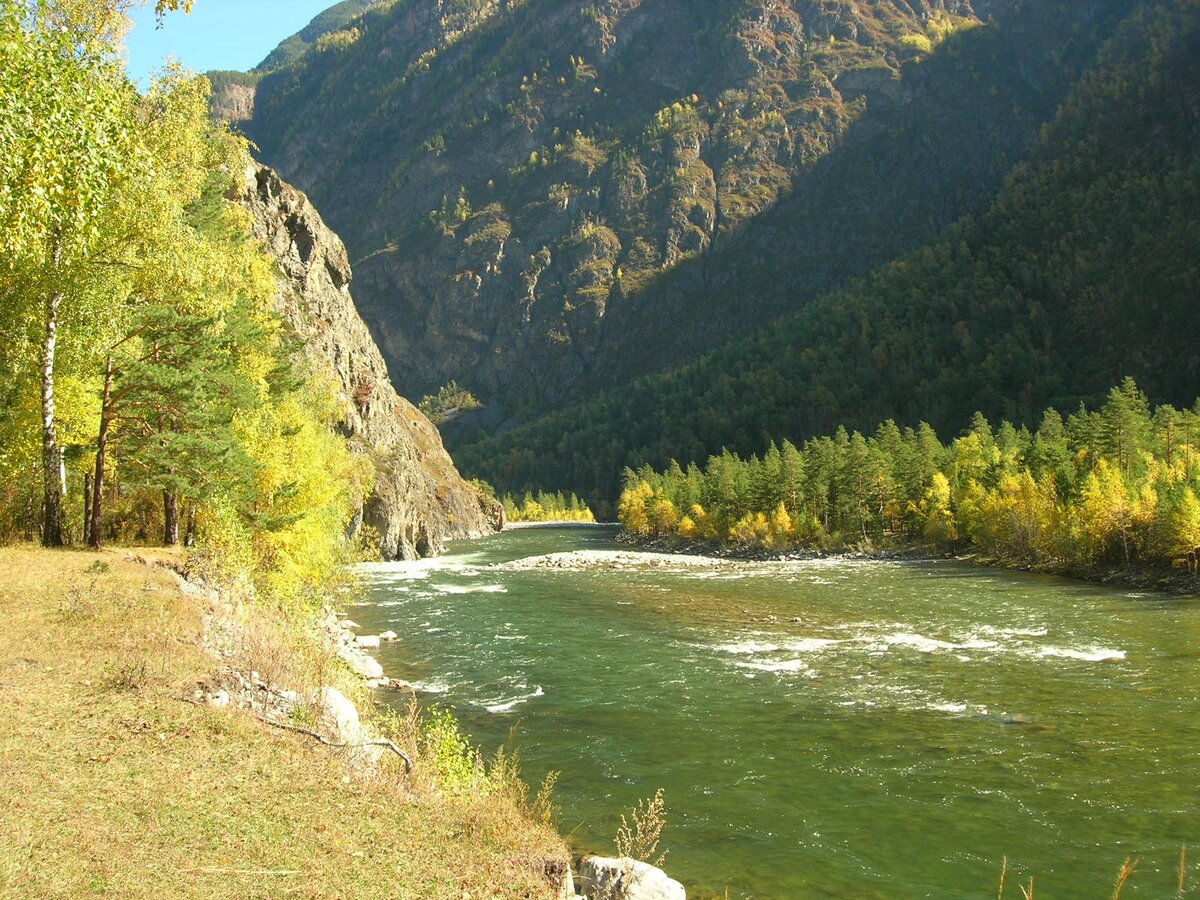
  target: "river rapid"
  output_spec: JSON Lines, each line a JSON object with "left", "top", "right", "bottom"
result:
{"left": 351, "top": 525, "right": 1199, "bottom": 898}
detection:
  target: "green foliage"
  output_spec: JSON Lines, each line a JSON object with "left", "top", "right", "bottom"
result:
{"left": 617, "top": 380, "right": 1200, "bottom": 580}
{"left": 428, "top": 187, "right": 473, "bottom": 232}
{"left": 418, "top": 379, "right": 482, "bottom": 425}
{"left": 420, "top": 706, "right": 480, "bottom": 795}
{"left": 255, "top": 0, "right": 379, "bottom": 72}
{"left": 0, "top": 10, "right": 375, "bottom": 609}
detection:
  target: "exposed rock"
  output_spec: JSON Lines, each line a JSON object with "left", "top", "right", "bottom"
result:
{"left": 355, "top": 634, "right": 381, "bottom": 649}
{"left": 210, "top": 81, "right": 257, "bottom": 124}
{"left": 236, "top": 162, "right": 501, "bottom": 559}
{"left": 578, "top": 856, "right": 686, "bottom": 900}
{"left": 317, "top": 606, "right": 389, "bottom": 681}
{"left": 318, "top": 686, "right": 361, "bottom": 738}
{"left": 379, "top": 630, "right": 399, "bottom": 641}
{"left": 234, "top": 0, "right": 1139, "bottom": 459}
{"left": 319, "top": 685, "right": 385, "bottom": 766}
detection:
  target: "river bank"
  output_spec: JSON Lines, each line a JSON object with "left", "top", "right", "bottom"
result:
{"left": 0, "top": 544, "right": 570, "bottom": 898}
{"left": 616, "top": 530, "right": 1200, "bottom": 596}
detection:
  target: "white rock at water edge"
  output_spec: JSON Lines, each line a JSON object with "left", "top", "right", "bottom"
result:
{"left": 356, "top": 634, "right": 381, "bottom": 649}
{"left": 338, "top": 647, "right": 384, "bottom": 680}
{"left": 379, "top": 630, "right": 399, "bottom": 641}
{"left": 578, "top": 856, "right": 686, "bottom": 900}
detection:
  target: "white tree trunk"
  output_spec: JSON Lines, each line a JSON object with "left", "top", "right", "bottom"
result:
{"left": 42, "top": 287, "right": 65, "bottom": 547}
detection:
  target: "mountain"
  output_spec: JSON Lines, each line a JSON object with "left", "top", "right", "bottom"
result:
{"left": 222, "top": 0, "right": 1197, "bottom": 511}
{"left": 239, "top": 0, "right": 1065, "bottom": 411}
{"left": 236, "top": 162, "right": 502, "bottom": 558}
{"left": 452, "top": 0, "right": 1200, "bottom": 508}
{"left": 207, "top": 0, "right": 382, "bottom": 124}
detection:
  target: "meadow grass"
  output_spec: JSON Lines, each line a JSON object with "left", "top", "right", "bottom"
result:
{"left": 0, "top": 545, "right": 567, "bottom": 899}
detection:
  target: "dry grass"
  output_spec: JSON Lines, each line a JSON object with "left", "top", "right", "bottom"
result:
{"left": 1113, "top": 858, "right": 1140, "bottom": 899}
{"left": 0, "top": 545, "right": 567, "bottom": 899}
{"left": 614, "top": 788, "right": 667, "bottom": 869}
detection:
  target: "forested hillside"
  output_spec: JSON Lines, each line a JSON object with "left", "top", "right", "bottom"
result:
{"left": 0, "top": 2, "right": 493, "bottom": 604}
{"left": 236, "top": 0, "right": 1143, "bottom": 421}
{"left": 454, "top": 0, "right": 1200, "bottom": 510}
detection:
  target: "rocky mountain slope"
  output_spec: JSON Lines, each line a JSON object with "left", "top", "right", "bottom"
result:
{"left": 453, "top": 0, "right": 1200, "bottom": 506}
{"left": 236, "top": 162, "right": 501, "bottom": 558}
{"left": 218, "top": 0, "right": 1197, "bottom": 512}
{"left": 234, "top": 0, "right": 1140, "bottom": 427}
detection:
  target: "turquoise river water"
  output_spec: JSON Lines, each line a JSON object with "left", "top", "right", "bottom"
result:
{"left": 350, "top": 525, "right": 1199, "bottom": 898}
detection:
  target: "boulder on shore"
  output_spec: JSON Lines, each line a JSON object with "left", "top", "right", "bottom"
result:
{"left": 578, "top": 856, "right": 686, "bottom": 900}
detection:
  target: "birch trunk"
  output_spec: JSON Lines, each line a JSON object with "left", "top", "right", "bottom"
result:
{"left": 42, "top": 288, "right": 65, "bottom": 547}
{"left": 89, "top": 356, "right": 115, "bottom": 549}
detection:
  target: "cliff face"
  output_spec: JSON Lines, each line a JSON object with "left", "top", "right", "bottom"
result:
{"left": 235, "top": 162, "right": 502, "bottom": 559}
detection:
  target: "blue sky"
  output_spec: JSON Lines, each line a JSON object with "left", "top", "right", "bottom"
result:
{"left": 125, "top": 0, "right": 338, "bottom": 87}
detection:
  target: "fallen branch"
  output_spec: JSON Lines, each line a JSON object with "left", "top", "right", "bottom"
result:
{"left": 253, "top": 713, "right": 414, "bottom": 773}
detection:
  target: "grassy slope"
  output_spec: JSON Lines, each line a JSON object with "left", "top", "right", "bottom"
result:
{"left": 0, "top": 547, "right": 565, "bottom": 899}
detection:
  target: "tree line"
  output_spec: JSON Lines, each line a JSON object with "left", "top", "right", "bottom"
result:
{"left": 618, "top": 380, "right": 1200, "bottom": 578}
{"left": 501, "top": 490, "right": 595, "bottom": 524}
{"left": 0, "top": 1, "right": 368, "bottom": 607}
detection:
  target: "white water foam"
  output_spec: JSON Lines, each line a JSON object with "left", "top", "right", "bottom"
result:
{"left": 357, "top": 557, "right": 481, "bottom": 581}
{"left": 430, "top": 583, "right": 508, "bottom": 594}
{"left": 878, "top": 632, "right": 999, "bottom": 653}
{"left": 781, "top": 637, "right": 846, "bottom": 653}
{"left": 715, "top": 639, "right": 782, "bottom": 655}
{"left": 928, "top": 702, "right": 970, "bottom": 714}
{"left": 496, "top": 550, "right": 724, "bottom": 571}
{"left": 411, "top": 679, "right": 451, "bottom": 694}
{"left": 1039, "top": 646, "right": 1126, "bottom": 662}
{"left": 485, "top": 686, "right": 545, "bottom": 713}
{"left": 738, "top": 658, "right": 811, "bottom": 674}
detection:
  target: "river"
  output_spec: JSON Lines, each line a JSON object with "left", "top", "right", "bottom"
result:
{"left": 350, "top": 525, "right": 1199, "bottom": 898}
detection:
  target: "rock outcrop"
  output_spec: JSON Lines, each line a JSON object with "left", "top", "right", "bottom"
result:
{"left": 236, "top": 162, "right": 502, "bottom": 559}
{"left": 578, "top": 856, "right": 686, "bottom": 900}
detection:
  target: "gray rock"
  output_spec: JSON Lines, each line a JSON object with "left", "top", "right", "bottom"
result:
{"left": 236, "top": 163, "right": 502, "bottom": 560}
{"left": 337, "top": 645, "right": 384, "bottom": 680}
{"left": 379, "top": 630, "right": 399, "bottom": 641}
{"left": 578, "top": 856, "right": 685, "bottom": 900}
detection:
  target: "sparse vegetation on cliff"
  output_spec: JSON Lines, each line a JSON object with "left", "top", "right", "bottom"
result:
{"left": 418, "top": 379, "right": 483, "bottom": 425}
